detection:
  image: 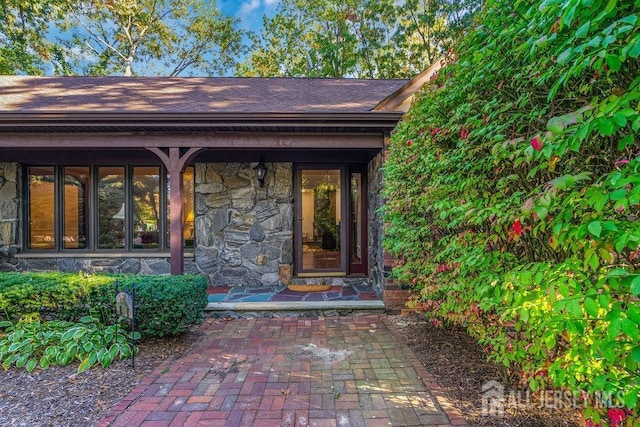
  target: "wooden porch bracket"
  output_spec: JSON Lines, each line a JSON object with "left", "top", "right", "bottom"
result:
{"left": 147, "top": 147, "right": 205, "bottom": 275}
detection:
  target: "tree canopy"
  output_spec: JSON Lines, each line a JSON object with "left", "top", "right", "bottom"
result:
{"left": 1, "top": 0, "right": 246, "bottom": 76}
{"left": 0, "top": 0, "right": 71, "bottom": 74}
{"left": 239, "top": 0, "right": 482, "bottom": 78}
{"left": 1, "top": 0, "right": 482, "bottom": 77}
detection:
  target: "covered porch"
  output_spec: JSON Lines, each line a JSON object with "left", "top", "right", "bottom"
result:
{"left": 0, "top": 74, "right": 427, "bottom": 307}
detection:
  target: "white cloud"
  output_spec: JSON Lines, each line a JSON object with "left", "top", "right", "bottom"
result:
{"left": 239, "top": 0, "right": 261, "bottom": 15}
{"left": 235, "top": 0, "right": 280, "bottom": 31}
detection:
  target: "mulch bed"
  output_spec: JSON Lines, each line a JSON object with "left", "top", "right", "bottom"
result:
{"left": 0, "top": 332, "right": 201, "bottom": 427}
{"left": 390, "top": 313, "right": 581, "bottom": 427}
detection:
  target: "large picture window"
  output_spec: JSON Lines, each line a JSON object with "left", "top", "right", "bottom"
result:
{"left": 26, "top": 165, "right": 194, "bottom": 252}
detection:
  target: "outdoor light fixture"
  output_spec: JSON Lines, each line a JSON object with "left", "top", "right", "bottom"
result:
{"left": 254, "top": 158, "right": 267, "bottom": 188}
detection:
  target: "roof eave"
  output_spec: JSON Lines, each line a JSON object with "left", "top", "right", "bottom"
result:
{"left": 0, "top": 111, "right": 404, "bottom": 132}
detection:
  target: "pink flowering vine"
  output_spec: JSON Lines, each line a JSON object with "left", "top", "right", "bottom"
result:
{"left": 512, "top": 219, "right": 523, "bottom": 236}
{"left": 530, "top": 135, "right": 544, "bottom": 152}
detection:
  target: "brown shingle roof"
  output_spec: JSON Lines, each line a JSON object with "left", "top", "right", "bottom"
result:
{"left": 0, "top": 76, "right": 408, "bottom": 114}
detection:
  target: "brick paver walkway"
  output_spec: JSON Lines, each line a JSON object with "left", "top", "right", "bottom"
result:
{"left": 97, "top": 315, "right": 467, "bottom": 427}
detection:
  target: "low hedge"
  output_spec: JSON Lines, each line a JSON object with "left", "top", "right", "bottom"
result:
{"left": 0, "top": 272, "right": 208, "bottom": 338}
{"left": 89, "top": 274, "right": 208, "bottom": 338}
{"left": 0, "top": 272, "right": 111, "bottom": 322}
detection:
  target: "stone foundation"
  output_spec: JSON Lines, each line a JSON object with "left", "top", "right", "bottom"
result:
{"left": 16, "top": 256, "right": 198, "bottom": 275}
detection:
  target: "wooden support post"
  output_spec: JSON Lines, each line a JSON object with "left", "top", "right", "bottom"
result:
{"left": 148, "top": 147, "right": 204, "bottom": 275}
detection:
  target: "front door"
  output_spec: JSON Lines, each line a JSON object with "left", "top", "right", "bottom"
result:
{"left": 294, "top": 166, "right": 367, "bottom": 276}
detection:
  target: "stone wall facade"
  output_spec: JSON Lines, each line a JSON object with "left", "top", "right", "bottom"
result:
{"left": 193, "top": 162, "right": 294, "bottom": 286}
{"left": 0, "top": 163, "right": 20, "bottom": 271}
{"left": 367, "top": 150, "right": 385, "bottom": 296}
{"left": 5, "top": 159, "right": 399, "bottom": 300}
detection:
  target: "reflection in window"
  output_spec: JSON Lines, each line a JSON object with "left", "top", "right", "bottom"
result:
{"left": 26, "top": 164, "right": 195, "bottom": 252}
{"left": 350, "top": 173, "right": 363, "bottom": 265}
{"left": 300, "top": 169, "right": 342, "bottom": 270}
{"left": 183, "top": 167, "right": 195, "bottom": 249}
{"left": 98, "top": 167, "right": 125, "bottom": 249}
{"left": 133, "top": 167, "right": 160, "bottom": 249}
{"left": 63, "top": 167, "right": 89, "bottom": 249}
{"left": 28, "top": 167, "right": 55, "bottom": 250}
{"left": 166, "top": 166, "right": 195, "bottom": 249}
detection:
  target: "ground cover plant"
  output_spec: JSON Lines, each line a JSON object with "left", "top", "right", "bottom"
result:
{"left": 0, "top": 316, "right": 137, "bottom": 373}
{"left": 0, "top": 272, "right": 208, "bottom": 375}
{"left": 383, "top": 0, "right": 639, "bottom": 426}
{"left": 0, "top": 272, "right": 208, "bottom": 338}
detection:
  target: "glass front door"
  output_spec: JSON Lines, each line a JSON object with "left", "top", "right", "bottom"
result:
{"left": 298, "top": 168, "right": 344, "bottom": 272}
{"left": 295, "top": 166, "right": 367, "bottom": 276}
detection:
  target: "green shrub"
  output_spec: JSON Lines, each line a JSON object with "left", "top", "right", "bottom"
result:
{"left": 0, "top": 316, "right": 138, "bottom": 373}
{"left": 0, "top": 272, "right": 112, "bottom": 322}
{"left": 0, "top": 272, "right": 209, "bottom": 338}
{"left": 384, "top": 0, "right": 639, "bottom": 425}
{"left": 88, "top": 274, "right": 208, "bottom": 338}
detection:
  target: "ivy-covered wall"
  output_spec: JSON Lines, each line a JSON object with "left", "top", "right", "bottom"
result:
{"left": 384, "top": 0, "right": 639, "bottom": 424}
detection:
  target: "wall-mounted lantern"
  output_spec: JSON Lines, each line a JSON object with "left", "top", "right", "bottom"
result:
{"left": 254, "top": 158, "right": 267, "bottom": 188}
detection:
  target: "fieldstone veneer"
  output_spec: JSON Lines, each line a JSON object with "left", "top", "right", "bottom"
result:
{"left": 367, "top": 151, "right": 385, "bottom": 296}
{"left": 0, "top": 163, "right": 20, "bottom": 271}
{"left": 194, "top": 162, "right": 294, "bottom": 287}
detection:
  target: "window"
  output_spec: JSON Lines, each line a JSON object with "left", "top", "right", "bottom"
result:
{"left": 63, "top": 167, "right": 90, "bottom": 249}
{"left": 27, "top": 167, "right": 55, "bottom": 250}
{"left": 98, "top": 167, "right": 126, "bottom": 249}
{"left": 26, "top": 165, "right": 194, "bottom": 252}
{"left": 132, "top": 166, "right": 161, "bottom": 250}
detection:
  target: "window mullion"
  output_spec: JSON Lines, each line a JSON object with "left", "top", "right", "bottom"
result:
{"left": 125, "top": 166, "right": 132, "bottom": 252}
{"left": 56, "top": 166, "right": 63, "bottom": 252}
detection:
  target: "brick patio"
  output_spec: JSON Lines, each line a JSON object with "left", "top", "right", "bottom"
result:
{"left": 96, "top": 315, "right": 468, "bottom": 427}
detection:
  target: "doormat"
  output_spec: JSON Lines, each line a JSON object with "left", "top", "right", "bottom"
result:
{"left": 287, "top": 284, "right": 332, "bottom": 292}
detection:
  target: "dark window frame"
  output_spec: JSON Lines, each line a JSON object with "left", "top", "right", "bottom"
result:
{"left": 24, "top": 164, "right": 193, "bottom": 253}
{"left": 293, "top": 164, "right": 368, "bottom": 277}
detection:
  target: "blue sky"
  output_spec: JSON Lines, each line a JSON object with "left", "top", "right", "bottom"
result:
{"left": 219, "top": 0, "right": 281, "bottom": 31}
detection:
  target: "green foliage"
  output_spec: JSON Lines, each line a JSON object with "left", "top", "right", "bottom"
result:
{"left": 238, "top": 0, "right": 482, "bottom": 78}
{"left": 0, "top": 272, "right": 208, "bottom": 338}
{"left": 88, "top": 274, "right": 208, "bottom": 338}
{"left": 0, "top": 272, "right": 112, "bottom": 322}
{"left": 0, "top": 0, "right": 72, "bottom": 74}
{"left": 0, "top": 316, "right": 138, "bottom": 373}
{"left": 65, "top": 0, "right": 246, "bottom": 76}
{"left": 384, "top": 0, "right": 640, "bottom": 425}
{"left": 1, "top": 0, "right": 245, "bottom": 76}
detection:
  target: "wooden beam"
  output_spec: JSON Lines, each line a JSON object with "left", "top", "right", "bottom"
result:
{"left": 0, "top": 133, "right": 384, "bottom": 149}
{"left": 147, "top": 147, "right": 205, "bottom": 275}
